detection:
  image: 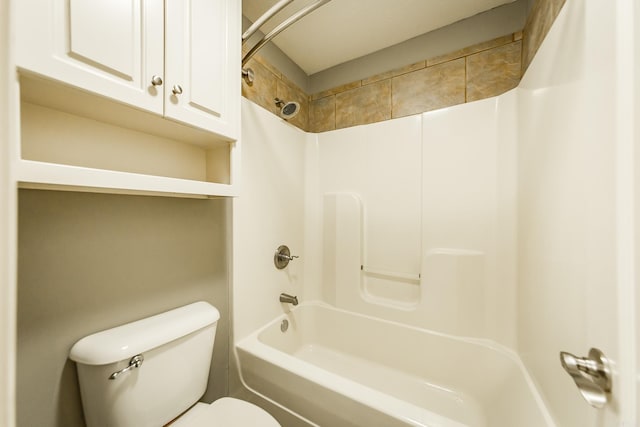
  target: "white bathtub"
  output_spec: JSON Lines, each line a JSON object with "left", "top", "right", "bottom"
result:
{"left": 236, "top": 302, "right": 553, "bottom": 427}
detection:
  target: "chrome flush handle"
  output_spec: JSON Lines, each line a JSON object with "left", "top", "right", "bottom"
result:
{"left": 108, "top": 354, "right": 144, "bottom": 380}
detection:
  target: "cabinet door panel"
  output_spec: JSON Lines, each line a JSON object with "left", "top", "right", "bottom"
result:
{"left": 189, "top": 0, "right": 226, "bottom": 116}
{"left": 165, "top": 0, "right": 240, "bottom": 139}
{"left": 69, "top": 0, "right": 136, "bottom": 79}
{"left": 16, "top": 0, "right": 163, "bottom": 114}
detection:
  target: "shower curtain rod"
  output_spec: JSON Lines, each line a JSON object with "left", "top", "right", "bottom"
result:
{"left": 242, "top": 0, "right": 293, "bottom": 42}
{"left": 242, "top": 0, "right": 333, "bottom": 83}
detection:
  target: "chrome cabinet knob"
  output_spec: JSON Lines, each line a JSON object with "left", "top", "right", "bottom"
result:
{"left": 172, "top": 85, "right": 183, "bottom": 95}
{"left": 151, "top": 75, "right": 163, "bottom": 86}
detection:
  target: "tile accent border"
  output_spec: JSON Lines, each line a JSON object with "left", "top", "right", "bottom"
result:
{"left": 308, "top": 33, "right": 522, "bottom": 132}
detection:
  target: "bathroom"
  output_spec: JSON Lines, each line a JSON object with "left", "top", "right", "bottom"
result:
{"left": 0, "top": 0, "right": 638, "bottom": 426}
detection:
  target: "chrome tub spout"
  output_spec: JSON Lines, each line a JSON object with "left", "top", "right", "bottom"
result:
{"left": 279, "top": 293, "right": 298, "bottom": 306}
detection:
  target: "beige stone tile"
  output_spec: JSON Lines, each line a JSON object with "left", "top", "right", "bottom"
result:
{"left": 522, "top": 0, "right": 565, "bottom": 73}
{"left": 362, "top": 61, "right": 426, "bottom": 86}
{"left": 467, "top": 41, "right": 522, "bottom": 102}
{"left": 241, "top": 58, "right": 278, "bottom": 116}
{"left": 335, "top": 80, "right": 391, "bottom": 129}
{"left": 277, "top": 79, "right": 309, "bottom": 132}
{"left": 311, "top": 80, "right": 361, "bottom": 101}
{"left": 280, "top": 73, "right": 307, "bottom": 98}
{"left": 427, "top": 35, "right": 514, "bottom": 67}
{"left": 241, "top": 41, "right": 250, "bottom": 56}
{"left": 551, "top": 0, "right": 568, "bottom": 18}
{"left": 309, "top": 96, "right": 336, "bottom": 133}
{"left": 253, "top": 53, "right": 282, "bottom": 79}
{"left": 391, "top": 58, "right": 465, "bottom": 118}
{"left": 242, "top": 41, "right": 282, "bottom": 78}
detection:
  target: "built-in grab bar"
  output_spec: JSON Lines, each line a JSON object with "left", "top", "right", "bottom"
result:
{"left": 242, "top": 0, "right": 333, "bottom": 83}
{"left": 361, "top": 265, "right": 421, "bottom": 282}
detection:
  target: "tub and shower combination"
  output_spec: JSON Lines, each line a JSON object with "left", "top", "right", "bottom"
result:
{"left": 236, "top": 302, "right": 553, "bottom": 427}
{"left": 235, "top": 75, "right": 553, "bottom": 427}
{"left": 235, "top": 97, "right": 553, "bottom": 426}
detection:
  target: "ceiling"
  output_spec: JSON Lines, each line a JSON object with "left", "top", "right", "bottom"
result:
{"left": 243, "top": 0, "right": 518, "bottom": 75}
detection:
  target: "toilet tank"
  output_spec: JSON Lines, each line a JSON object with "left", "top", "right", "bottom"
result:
{"left": 69, "top": 302, "right": 220, "bottom": 427}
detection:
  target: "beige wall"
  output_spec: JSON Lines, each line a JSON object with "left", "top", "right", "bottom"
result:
{"left": 17, "top": 189, "right": 230, "bottom": 427}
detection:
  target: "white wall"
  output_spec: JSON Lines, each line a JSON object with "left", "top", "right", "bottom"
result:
{"left": 233, "top": 99, "right": 311, "bottom": 342}
{"left": 317, "top": 115, "right": 422, "bottom": 310}
{"left": 421, "top": 94, "right": 517, "bottom": 346}
{"left": 314, "top": 97, "right": 518, "bottom": 347}
{"left": 517, "top": 0, "right": 635, "bottom": 425}
{"left": 232, "top": 99, "right": 316, "bottom": 426}
{"left": 0, "top": 0, "right": 17, "bottom": 424}
{"left": 636, "top": 0, "right": 640, "bottom": 417}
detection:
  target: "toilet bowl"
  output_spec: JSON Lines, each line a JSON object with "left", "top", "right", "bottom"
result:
{"left": 69, "top": 302, "right": 281, "bottom": 427}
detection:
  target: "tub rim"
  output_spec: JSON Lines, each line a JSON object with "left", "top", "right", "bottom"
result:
{"left": 234, "top": 300, "right": 557, "bottom": 427}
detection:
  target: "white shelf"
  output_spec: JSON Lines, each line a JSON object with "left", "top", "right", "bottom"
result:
{"left": 17, "top": 76, "right": 240, "bottom": 199}
{"left": 17, "top": 160, "right": 238, "bottom": 198}
{"left": 13, "top": 0, "right": 241, "bottom": 199}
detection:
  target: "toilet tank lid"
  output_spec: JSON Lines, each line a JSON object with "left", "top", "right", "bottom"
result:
{"left": 69, "top": 301, "right": 220, "bottom": 365}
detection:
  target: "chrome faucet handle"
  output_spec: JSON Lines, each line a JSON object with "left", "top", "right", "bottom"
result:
{"left": 274, "top": 245, "right": 298, "bottom": 269}
{"left": 560, "top": 348, "right": 611, "bottom": 408}
{"left": 108, "top": 354, "right": 144, "bottom": 380}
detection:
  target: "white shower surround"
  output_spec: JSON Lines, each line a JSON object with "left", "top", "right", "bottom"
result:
{"left": 235, "top": 90, "right": 528, "bottom": 427}
{"left": 233, "top": 0, "right": 638, "bottom": 425}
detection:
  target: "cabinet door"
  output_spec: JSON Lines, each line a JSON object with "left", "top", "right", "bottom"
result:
{"left": 164, "top": 0, "right": 240, "bottom": 140}
{"left": 16, "top": 0, "right": 164, "bottom": 114}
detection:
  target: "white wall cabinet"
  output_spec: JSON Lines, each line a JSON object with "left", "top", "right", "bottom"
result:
{"left": 16, "top": 0, "right": 239, "bottom": 139}
{"left": 165, "top": 0, "right": 238, "bottom": 138}
{"left": 16, "top": 0, "right": 165, "bottom": 116}
{"left": 13, "top": 0, "right": 241, "bottom": 197}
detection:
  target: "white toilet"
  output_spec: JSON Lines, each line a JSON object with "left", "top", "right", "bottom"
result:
{"left": 69, "top": 301, "right": 281, "bottom": 427}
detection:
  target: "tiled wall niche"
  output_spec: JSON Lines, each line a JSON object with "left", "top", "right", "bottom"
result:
{"left": 241, "top": 0, "right": 566, "bottom": 133}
